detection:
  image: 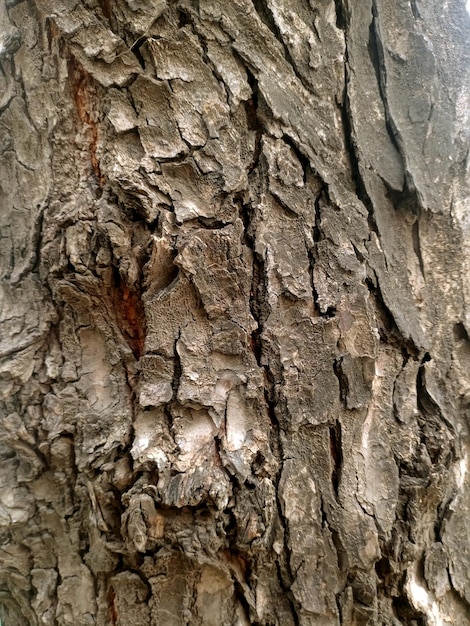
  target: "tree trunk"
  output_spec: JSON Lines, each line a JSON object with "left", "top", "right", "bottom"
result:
{"left": 1, "top": 0, "right": 469, "bottom": 624}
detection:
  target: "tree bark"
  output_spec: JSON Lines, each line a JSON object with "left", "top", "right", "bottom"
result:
{"left": 1, "top": 0, "right": 469, "bottom": 624}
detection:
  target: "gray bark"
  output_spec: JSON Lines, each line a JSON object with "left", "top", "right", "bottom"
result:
{"left": 1, "top": 0, "right": 469, "bottom": 624}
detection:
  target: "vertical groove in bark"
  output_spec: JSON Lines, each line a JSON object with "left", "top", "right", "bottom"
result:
{"left": 1, "top": 0, "right": 469, "bottom": 625}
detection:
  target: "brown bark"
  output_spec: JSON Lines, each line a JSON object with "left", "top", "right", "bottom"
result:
{"left": 1, "top": 0, "right": 469, "bottom": 624}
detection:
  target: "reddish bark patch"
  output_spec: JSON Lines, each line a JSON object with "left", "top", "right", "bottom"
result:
{"left": 45, "top": 17, "right": 60, "bottom": 48}
{"left": 107, "top": 586, "right": 118, "bottom": 625}
{"left": 100, "top": 0, "right": 112, "bottom": 22}
{"left": 111, "top": 271, "right": 146, "bottom": 360}
{"left": 67, "top": 55, "right": 105, "bottom": 186}
{"left": 221, "top": 550, "right": 249, "bottom": 577}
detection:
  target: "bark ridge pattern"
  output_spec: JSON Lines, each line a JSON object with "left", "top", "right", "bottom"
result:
{"left": 0, "top": 0, "right": 469, "bottom": 624}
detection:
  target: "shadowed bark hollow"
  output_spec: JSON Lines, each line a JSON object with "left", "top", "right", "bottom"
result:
{"left": 0, "top": 0, "right": 469, "bottom": 624}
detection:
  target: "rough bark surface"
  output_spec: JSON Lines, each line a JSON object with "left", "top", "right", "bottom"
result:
{"left": 1, "top": 0, "right": 469, "bottom": 624}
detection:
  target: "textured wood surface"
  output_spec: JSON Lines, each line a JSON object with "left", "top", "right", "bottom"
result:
{"left": 0, "top": 1, "right": 469, "bottom": 624}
